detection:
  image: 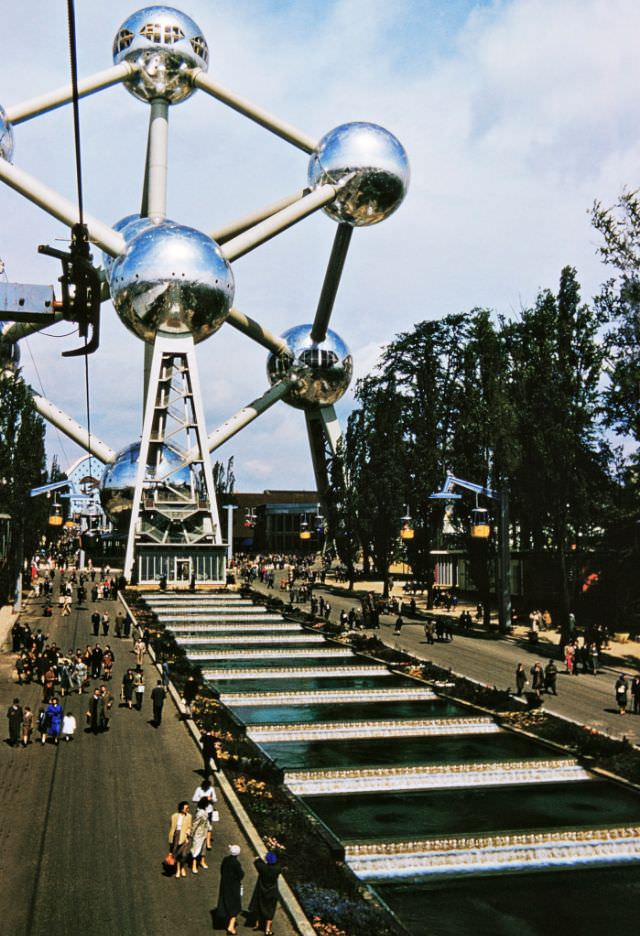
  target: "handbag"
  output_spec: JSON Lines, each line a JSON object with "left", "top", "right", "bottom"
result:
{"left": 211, "top": 809, "right": 220, "bottom": 823}
{"left": 164, "top": 852, "right": 176, "bottom": 866}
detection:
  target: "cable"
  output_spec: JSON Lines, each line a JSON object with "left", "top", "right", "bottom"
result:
{"left": 66, "top": 0, "right": 95, "bottom": 483}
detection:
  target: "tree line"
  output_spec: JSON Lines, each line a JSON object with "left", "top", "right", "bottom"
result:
{"left": 328, "top": 193, "right": 640, "bottom": 635}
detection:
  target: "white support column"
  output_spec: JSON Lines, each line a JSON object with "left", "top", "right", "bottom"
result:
{"left": 124, "top": 342, "right": 163, "bottom": 581}
{"left": 225, "top": 308, "right": 290, "bottom": 356}
{"left": 211, "top": 189, "right": 306, "bottom": 244}
{"left": 31, "top": 392, "right": 116, "bottom": 464}
{"left": 226, "top": 504, "right": 237, "bottom": 563}
{"left": 191, "top": 70, "right": 318, "bottom": 153}
{"left": 0, "top": 160, "right": 126, "bottom": 257}
{"left": 142, "top": 99, "right": 170, "bottom": 219}
{"left": 221, "top": 184, "right": 338, "bottom": 262}
{"left": 207, "top": 380, "right": 296, "bottom": 455}
{"left": 5, "top": 62, "right": 135, "bottom": 125}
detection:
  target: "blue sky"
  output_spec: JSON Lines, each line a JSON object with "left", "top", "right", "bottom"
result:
{"left": 0, "top": 0, "right": 638, "bottom": 490}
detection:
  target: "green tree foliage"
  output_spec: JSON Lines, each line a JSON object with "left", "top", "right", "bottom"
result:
{"left": 0, "top": 372, "right": 47, "bottom": 600}
{"left": 592, "top": 189, "right": 640, "bottom": 446}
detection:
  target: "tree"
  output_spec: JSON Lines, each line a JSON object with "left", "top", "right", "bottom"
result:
{"left": 0, "top": 372, "right": 47, "bottom": 601}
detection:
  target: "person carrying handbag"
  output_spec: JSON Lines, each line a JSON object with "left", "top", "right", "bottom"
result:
{"left": 167, "top": 802, "right": 192, "bottom": 879}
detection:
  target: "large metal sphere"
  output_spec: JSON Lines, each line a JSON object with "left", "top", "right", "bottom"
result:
{"left": 113, "top": 6, "right": 208, "bottom": 104}
{"left": 0, "top": 106, "right": 14, "bottom": 162}
{"left": 109, "top": 220, "right": 234, "bottom": 344}
{"left": 266, "top": 325, "right": 352, "bottom": 409}
{"left": 101, "top": 213, "right": 157, "bottom": 277}
{"left": 308, "top": 122, "right": 409, "bottom": 226}
{"left": 100, "top": 441, "right": 191, "bottom": 530}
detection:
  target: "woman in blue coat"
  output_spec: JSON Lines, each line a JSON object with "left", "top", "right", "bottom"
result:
{"left": 45, "top": 697, "right": 63, "bottom": 744}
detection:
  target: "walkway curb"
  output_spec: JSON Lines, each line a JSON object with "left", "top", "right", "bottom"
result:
{"left": 119, "top": 592, "right": 316, "bottom": 936}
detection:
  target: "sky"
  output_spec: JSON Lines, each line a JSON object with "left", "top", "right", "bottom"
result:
{"left": 0, "top": 0, "right": 638, "bottom": 491}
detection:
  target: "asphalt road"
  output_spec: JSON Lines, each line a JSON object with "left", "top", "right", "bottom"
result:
{"left": 0, "top": 590, "right": 296, "bottom": 936}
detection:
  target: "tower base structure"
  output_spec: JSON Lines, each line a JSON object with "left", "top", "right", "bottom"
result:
{"left": 134, "top": 542, "right": 227, "bottom": 587}
{"left": 124, "top": 333, "right": 226, "bottom": 586}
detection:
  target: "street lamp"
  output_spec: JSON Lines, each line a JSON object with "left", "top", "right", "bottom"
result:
{"left": 430, "top": 474, "right": 511, "bottom": 634}
{"left": 400, "top": 505, "right": 414, "bottom": 541}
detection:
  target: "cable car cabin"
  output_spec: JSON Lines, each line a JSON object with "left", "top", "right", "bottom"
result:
{"left": 400, "top": 524, "right": 414, "bottom": 540}
{"left": 470, "top": 507, "right": 491, "bottom": 539}
{"left": 48, "top": 503, "right": 63, "bottom": 527}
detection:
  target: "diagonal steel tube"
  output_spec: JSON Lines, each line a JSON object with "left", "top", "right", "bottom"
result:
{"left": 310, "top": 222, "right": 353, "bottom": 343}
{"left": 211, "top": 189, "right": 306, "bottom": 244}
{"left": 225, "top": 308, "right": 289, "bottom": 356}
{"left": 221, "top": 184, "right": 337, "bottom": 262}
{"left": 5, "top": 62, "right": 135, "bottom": 125}
{"left": 0, "top": 160, "right": 125, "bottom": 257}
{"left": 191, "top": 70, "right": 317, "bottom": 153}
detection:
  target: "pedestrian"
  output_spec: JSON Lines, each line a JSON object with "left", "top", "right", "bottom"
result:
{"left": 201, "top": 728, "right": 219, "bottom": 777}
{"left": 6, "top": 698, "right": 22, "bottom": 747}
{"left": 168, "top": 802, "right": 192, "bottom": 879}
{"left": 62, "top": 710, "right": 77, "bottom": 741}
{"left": 544, "top": 660, "right": 558, "bottom": 696}
{"left": 122, "top": 669, "right": 135, "bottom": 710}
{"left": 114, "top": 612, "right": 124, "bottom": 638}
{"left": 134, "top": 671, "right": 145, "bottom": 710}
{"left": 22, "top": 706, "right": 33, "bottom": 746}
{"left": 249, "top": 851, "right": 281, "bottom": 936}
{"left": 123, "top": 613, "right": 132, "bottom": 639}
{"left": 515, "top": 663, "right": 527, "bottom": 697}
{"left": 394, "top": 615, "right": 404, "bottom": 635}
{"left": 190, "top": 797, "right": 210, "bottom": 873}
{"left": 616, "top": 674, "right": 629, "bottom": 715}
{"left": 182, "top": 675, "right": 198, "bottom": 717}
{"left": 100, "top": 685, "right": 114, "bottom": 731}
{"left": 192, "top": 778, "right": 218, "bottom": 850}
{"left": 87, "top": 687, "right": 104, "bottom": 734}
{"left": 45, "top": 697, "right": 63, "bottom": 744}
{"left": 217, "top": 845, "right": 244, "bottom": 934}
{"left": 37, "top": 707, "right": 48, "bottom": 744}
{"left": 101, "top": 612, "right": 110, "bottom": 636}
{"left": 530, "top": 662, "right": 544, "bottom": 699}
{"left": 161, "top": 660, "right": 170, "bottom": 688}
{"left": 632, "top": 676, "right": 640, "bottom": 715}
{"left": 134, "top": 637, "right": 146, "bottom": 668}
{"left": 151, "top": 680, "right": 165, "bottom": 725}
{"left": 91, "top": 610, "right": 100, "bottom": 637}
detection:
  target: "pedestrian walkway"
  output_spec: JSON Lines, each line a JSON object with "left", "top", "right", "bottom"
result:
{"left": 250, "top": 578, "right": 640, "bottom": 746}
{"left": 0, "top": 582, "right": 299, "bottom": 936}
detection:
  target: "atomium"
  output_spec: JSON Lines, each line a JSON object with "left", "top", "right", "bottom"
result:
{"left": 100, "top": 440, "right": 191, "bottom": 530}
{"left": 113, "top": 5, "right": 208, "bottom": 104}
{"left": 308, "top": 122, "right": 409, "bottom": 226}
{"left": 109, "top": 220, "right": 234, "bottom": 344}
{"left": 0, "top": 105, "right": 14, "bottom": 162}
{"left": 0, "top": 6, "right": 409, "bottom": 585}
{"left": 266, "top": 325, "right": 353, "bottom": 409}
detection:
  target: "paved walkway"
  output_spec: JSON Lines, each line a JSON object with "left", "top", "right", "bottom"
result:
{"left": 0, "top": 585, "right": 298, "bottom": 936}
{"left": 251, "top": 578, "right": 640, "bottom": 745}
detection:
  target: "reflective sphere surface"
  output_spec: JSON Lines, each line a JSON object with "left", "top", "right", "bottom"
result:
{"left": 109, "top": 221, "right": 234, "bottom": 344}
{"left": 266, "top": 324, "right": 352, "bottom": 409}
{"left": 0, "top": 106, "right": 14, "bottom": 162}
{"left": 308, "top": 122, "right": 409, "bottom": 226}
{"left": 100, "top": 441, "right": 191, "bottom": 530}
{"left": 113, "top": 6, "right": 208, "bottom": 104}
{"left": 101, "top": 213, "right": 157, "bottom": 277}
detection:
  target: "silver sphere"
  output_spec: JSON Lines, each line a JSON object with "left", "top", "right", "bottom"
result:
{"left": 308, "top": 122, "right": 409, "bottom": 226}
{"left": 100, "top": 441, "right": 191, "bottom": 530}
{"left": 266, "top": 324, "right": 353, "bottom": 409}
{"left": 113, "top": 6, "right": 209, "bottom": 104}
{"left": 101, "top": 213, "right": 156, "bottom": 277}
{"left": 109, "top": 220, "right": 234, "bottom": 344}
{"left": 0, "top": 106, "right": 14, "bottom": 162}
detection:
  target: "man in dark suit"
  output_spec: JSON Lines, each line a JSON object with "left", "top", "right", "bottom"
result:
{"left": 151, "top": 680, "right": 166, "bottom": 726}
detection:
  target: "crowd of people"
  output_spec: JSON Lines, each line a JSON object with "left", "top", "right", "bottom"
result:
{"left": 165, "top": 787, "right": 283, "bottom": 936}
